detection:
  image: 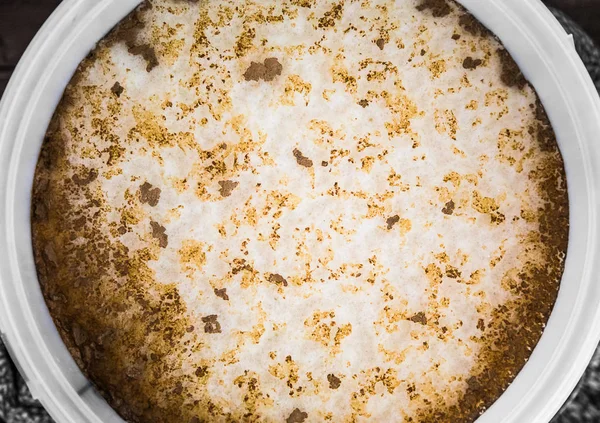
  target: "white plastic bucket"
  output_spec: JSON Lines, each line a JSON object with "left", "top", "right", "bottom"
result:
{"left": 1, "top": 0, "right": 599, "bottom": 422}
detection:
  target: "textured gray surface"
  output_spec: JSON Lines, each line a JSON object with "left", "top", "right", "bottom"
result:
{"left": 0, "top": 4, "right": 599, "bottom": 423}
{"left": 0, "top": 343, "right": 53, "bottom": 423}
{"left": 544, "top": 0, "right": 600, "bottom": 53}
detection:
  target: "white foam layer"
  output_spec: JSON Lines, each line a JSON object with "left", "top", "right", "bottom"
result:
{"left": 46, "top": 0, "right": 565, "bottom": 420}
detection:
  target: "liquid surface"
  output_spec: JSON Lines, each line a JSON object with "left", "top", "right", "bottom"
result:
{"left": 31, "top": 0, "right": 568, "bottom": 421}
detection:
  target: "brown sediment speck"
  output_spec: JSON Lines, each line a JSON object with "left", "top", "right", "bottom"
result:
{"left": 446, "top": 266, "right": 461, "bottom": 279}
{"left": 111, "top": 82, "right": 124, "bottom": 97}
{"left": 376, "top": 39, "right": 386, "bottom": 50}
{"left": 33, "top": 201, "right": 48, "bottom": 222}
{"left": 268, "top": 273, "right": 288, "bottom": 287}
{"left": 128, "top": 44, "right": 159, "bottom": 72}
{"left": 472, "top": 192, "right": 500, "bottom": 216}
{"left": 106, "top": 1, "right": 159, "bottom": 74}
{"left": 186, "top": 325, "right": 195, "bottom": 333}
{"left": 358, "top": 99, "right": 369, "bottom": 108}
{"left": 452, "top": 33, "right": 461, "bottom": 40}
{"left": 463, "top": 57, "right": 483, "bottom": 70}
{"left": 72, "top": 168, "right": 98, "bottom": 186}
{"left": 214, "top": 288, "right": 229, "bottom": 301}
{"left": 442, "top": 200, "right": 455, "bottom": 215}
{"left": 218, "top": 180, "right": 239, "bottom": 198}
{"left": 428, "top": 59, "right": 447, "bottom": 79}
{"left": 111, "top": 4, "right": 147, "bottom": 45}
{"left": 71, "top": 323, "right": 88, "bottom": 347}
{"left": 243, "top": 58, "right": 283, "bottom": 82}
{"left": 409, "top": 312, "right": 427, "bottom": 325}
{"left": 293, "top": 149, "right": 313, "bottom": 168}
{"left": 73, "top": 216, "right": 86, "bottom": 231}
{"left": 416, "top": 0, "right": 452, "bottom": 17}
{"left": 286, "top": 408, "right": 308, "bottom": 423}
{"left": 497, "top": 48, "right": 527, "bottom": 89}
{"left": 173, "top": 382, "right": 183, "bottom": 395}
{"left": 43, "top": 242, "right": 57, "bottom": 266}
{"left": 318, "top": 2, "right": 343, "bottom": 28}
{"left": 139, "top": 182, "right": 161, "bottom": 206}
{"left": 291, "top": 0, "right": 313, "bottom": 7}
{"left": 202, "top": 315, "right": 222, "bottom": 334}
{"left": 150, "top": 221, "right": 168, "bottom": 248}
{"left": 327, "top": 374, "right": 341, "bottom": 389}
{"left": 195, "top": 366, "right": 208, "bottom": 377}
{"left": 321, "top": 161, "right": 329, "bottom": 167}
{"left": 386, "top": 215, "right": 400, "bottom": 230}
{"left": 459, "top": 13, "right": 488, "bottom": 37}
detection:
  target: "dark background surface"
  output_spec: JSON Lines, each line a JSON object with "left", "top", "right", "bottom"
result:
{"left": 0, "top": 1, "right": 600, "bottom": 423}
{"left": 0, "top": 0, "right": 599, "bottom": 98}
